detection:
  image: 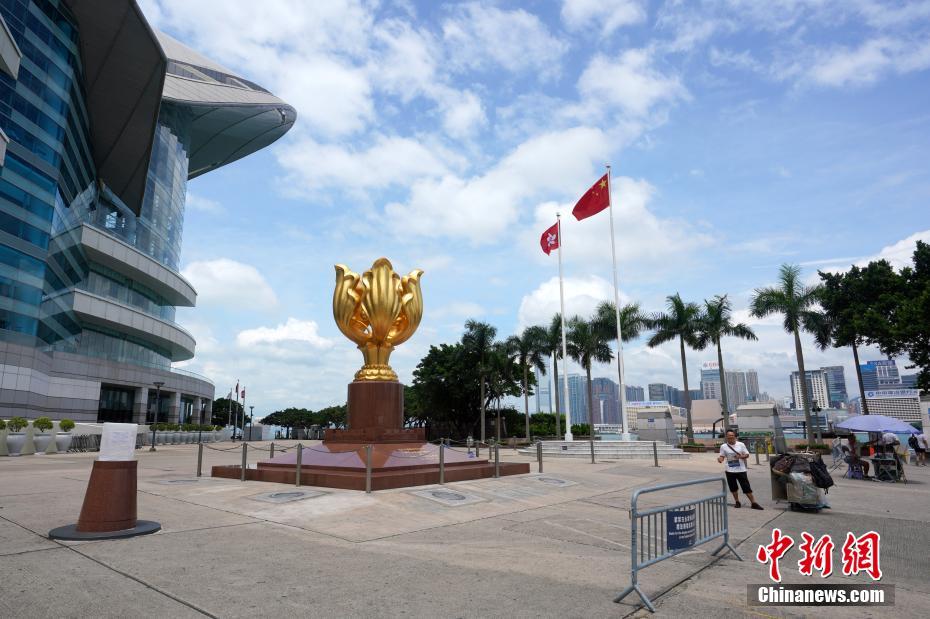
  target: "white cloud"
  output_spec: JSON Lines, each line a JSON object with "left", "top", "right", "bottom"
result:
{"left": 237, "top": 318, "right": 333, "bottom": 349}
{"left": 526, "top": 176, "right": 716, "bottom": 279}
{"left": 384, "top": 126, "right": 610, "bottom": 243}
{"left": 864, "top": 229, "right": 930, "bottom": 269}
{"left": 561, "top": 0, "right": 647, "bottom": 37}
{"left": 577, "top": 49, "right": 689, "bottom": 118}
{"left": 181, "top": 259, "right": 278, "bottom": 309}
{"left": 442, "top": 3, "right": 568, "bottom": 76}
{"left": 186, "top": 194, "right": 225, "bottom": 215}
{"left": 440, "top": 89, "right": 487, "bottom": 138}
{"left": 431, "top": 301, "right": 486, "bottom": 320}
{"left": 517, "top": 275, "right": 620, "bottom": 331}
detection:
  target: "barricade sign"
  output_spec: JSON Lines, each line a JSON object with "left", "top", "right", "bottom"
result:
{"left": 614, "top": 476, "right": 741, "bottom": 613}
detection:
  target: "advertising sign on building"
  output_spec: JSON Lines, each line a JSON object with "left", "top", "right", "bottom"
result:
{"left": 628, "top": 401, "right": 670, "bottom": 408}
{"left": 702, "top": 361, "right": 719, "bottom": 370}
{"left": 864, "top": 389, "right": 920, "bottom": 400}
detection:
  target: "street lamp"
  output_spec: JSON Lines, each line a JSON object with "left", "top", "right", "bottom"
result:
{"left": 249, "top": 405, "right": 254, "bottom": 441}
{"left": 149, "top": 381, "right": 164, "bottom": 452}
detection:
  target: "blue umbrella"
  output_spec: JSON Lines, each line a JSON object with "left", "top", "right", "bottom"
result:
{"left": 836, "top": 414, "right": 919, "bottom": 434}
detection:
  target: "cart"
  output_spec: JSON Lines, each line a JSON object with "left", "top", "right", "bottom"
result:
{"left": 770, "top": 452, "right": 829, "bottom": 512}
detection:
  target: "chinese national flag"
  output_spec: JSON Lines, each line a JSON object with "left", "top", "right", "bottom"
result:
{"left": 571, "top": 173, "right": 610, "bottom": 220}
{"left": 540, "top": 221, "right": 559, "bottom": 255}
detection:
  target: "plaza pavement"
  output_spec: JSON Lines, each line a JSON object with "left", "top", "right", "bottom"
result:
{"left": 1, "top": 441, "right": 928, "bottom": 618}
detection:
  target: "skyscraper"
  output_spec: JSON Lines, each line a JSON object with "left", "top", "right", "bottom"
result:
{"left": 860, "top": 359, "right": 900, "bottom": 390}
{"left": 648, "top": 383, "right": 668, "bottom": 401}
{"left": 821, "top": 366, "right": 848, "bottom": 407}
{"left": 746, "top": 370, "right": 760, "bottom": 401}
{"left": 567, "top": 374, "right": 588, "bottom": 426}
{"left": 625, "top": 384, "right": 645, "bottom": 402}
{"left": 790, "top": 370, "right": 830, "bottom": 411}
{"left": 0, "top": 2, "right": 294, "bottom": 422}
{"left": 534, "top": 363, "right": 551, "bottom": 413}
{"left": 725, "top": 370, "right": 748, "bottom": 411}
{"left": 701, "top": 361, "right": 721, "bottom": 400}
{"left": 591, "top": 377, "right": 620, "bottom": 424}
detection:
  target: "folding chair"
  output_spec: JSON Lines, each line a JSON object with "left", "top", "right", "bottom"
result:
{"left": 841, "top": 447, "right": 864, "bottom": 480}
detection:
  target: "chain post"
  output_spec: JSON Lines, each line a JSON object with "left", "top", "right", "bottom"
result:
{"left": 652, "top": 441, "right": 659, "bottom": 467}
{"left": 196, "top": 442, "right": 203, "bottom": 477}
{"left": 537, "top": 440, "right": 543, "bottom": 473}
{"left": 240, "top": 442, "right": 247, "bottom": 481}
{"left": 295, "top": 442, "right": 303, "bottom": 487}
{"left": 439, "top": 443, "right": 445, "bottom": 484}
{"left": 494, "top": 443, "right": 500, "bottom": 478}
{"left": 270, "top": 441, "right": 275, "bottom": 459}
{"left": 365, "top": 444, "right": 373, "bottom": 493}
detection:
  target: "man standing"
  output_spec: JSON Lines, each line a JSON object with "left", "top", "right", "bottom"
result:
{"left": 717, "top": 430, "right": 763, "bottom": 510}
{"left": 914, "top": 431, "right": 928, "bottom": 466}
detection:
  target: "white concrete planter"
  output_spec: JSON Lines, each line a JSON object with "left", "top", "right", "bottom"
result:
{"left": 55, "top": 432, "right": 73, "bottom": 453}
{"left": 169, "top": 432, "right": 179, "bottom": 444}
{"left": 185, "top": 432, "right": 193, "bottom": 444}
{"left": 156, "top": 431, "right": 166, "bottom": 445}
{"left": 33, "top": 433, "right": 54, "bottom": 454}
{"left": 6, "top": 432, "right": 26, "bottom": 456}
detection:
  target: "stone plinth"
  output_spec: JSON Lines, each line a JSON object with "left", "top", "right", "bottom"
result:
{"left": 211, "top": 443, "right": 530, "bottom": 491}
{"left": 325, "top": 381, "right": 425, "bottom": 443}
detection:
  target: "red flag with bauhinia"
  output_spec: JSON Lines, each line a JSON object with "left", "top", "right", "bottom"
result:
{"left": 540, "top": 221, "right": 559, "bottom": 255}
{"left": 572, "top": 173, "right": 610, "bottom": 220}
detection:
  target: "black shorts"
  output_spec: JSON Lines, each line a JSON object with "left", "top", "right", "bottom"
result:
{"left": 916, "top": 447, "right": 926, "bottom": 455}
{"left": 725, "top": 471, "right": 752, "bottom": 494}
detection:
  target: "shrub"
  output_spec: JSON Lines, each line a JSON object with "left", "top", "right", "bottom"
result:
{"left": 33, "top": 417, "right": 53, "bottom": 432}
{"left": 59, "top": 418, "right": 75, "bottom": 432}
{"left": 0, "top": 419, "right": 6, "bottom": 430}
{"left": 8, "top": 417, "right": 27, "bottom": 432}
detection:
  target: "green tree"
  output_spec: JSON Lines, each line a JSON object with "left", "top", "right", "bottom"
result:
{"left": 647, "top": 293, "right": 705, "bottom": 441}
{"left": 462, "top": 320, "right": 497, "bottom": 442}
{"left": 818, "top": 260, "right": 904, "bottom": 413}
{"left": 316, "top": 404, "right": 347, "bottom": 429}
{"left": 697, "top": 295, "right": 757, "bottom": 431}
{"left": 870, "top": 241, "right": 930, "bottom": 390}
{"left": 594, "top": 301, "right": 648, "bottom": 431}
{"left": 543, "top": 314, "right": 565, "bottom": 438}
{"left": 212, "top": 397, "right": 243, "bottom": 427}
{"left": 750, "top": 264, "right": 825, "bottom": 443}
{"left": 506, "top": 325, "right": 548, "bottom": 440}
{"left": 484, "top": 342, "right": 522, "bottom": 441}
{"left": 566, "top": 315, "right": 614, "bottom": 440}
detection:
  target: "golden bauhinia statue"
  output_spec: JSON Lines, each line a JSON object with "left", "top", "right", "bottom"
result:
{"left": 333, "top": 257, "right": 424, "bottom": 381}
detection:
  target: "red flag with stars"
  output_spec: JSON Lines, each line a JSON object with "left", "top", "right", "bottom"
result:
{"left": 571, "top": 173, "right": 610, "bottom": 220}
{"left": 540, "top": 221, "right": 559, "bottom": 255}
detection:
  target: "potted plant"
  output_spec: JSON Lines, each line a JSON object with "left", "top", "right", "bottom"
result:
{"left": 56, "top": 418, "right": 75, "bottom": 453}
{"left": 169, "top": 423, "right": 180, "bottom": 444}
{"left": 6, "top": 416, "right": 28, "bottom": 456}
{"left": 680, "top": 442, "right": 705, "bottom": 453}
{"left": 32, "top": 417, "right": 54, "bottom": 453}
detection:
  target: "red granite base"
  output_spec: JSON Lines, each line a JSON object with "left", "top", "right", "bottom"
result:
{"left": 210, "top": 442, "right": 529, "bottom": 490}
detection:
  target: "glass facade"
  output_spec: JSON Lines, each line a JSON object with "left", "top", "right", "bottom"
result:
{"left": 0, "top": 0, "right": 192, "bottom": 372}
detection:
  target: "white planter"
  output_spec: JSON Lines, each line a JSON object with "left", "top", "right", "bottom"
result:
{"left": 156, "top": 431, "right": 166, "bottom": 445}
{"left": 185, "top": 432, "right": 194, "bottom": 444}
{"left": 170, "top": 432, "right": 179, "bottom": 444}
{"left": 55, "top": 432, "right": 73, "bottom": 453}
{"left": 33, "top": 433, "right": 54, "bottom": 454}
{"left": 6, "top": 432, "right": 26, "bottom": 456}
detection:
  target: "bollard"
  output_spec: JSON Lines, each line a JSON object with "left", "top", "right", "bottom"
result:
{"left": 590, "top": 438, "right": 596, "bottom": 464}
{"left": 365, "top": 444, "right": 373, "bottom": 493}
{"left": 765, "top": 439, "right": 771, "bottom": 462}
{"left": 196, "top": 442, "right": 203, "bottom": 477}
{"left": 494, "top": 444, "right": 500, "bottom": 478}
{"left": 652, "top": 441, "right": 659, "bottom": 468}
{"left": 755, "top": 441, "right": 760, "bottom": 465}
{"left": 295, "top": 443, "right": 303, "bottom": 487}
{"left": 240, "top": 442, "right": 248, "bottom": 481}
{"left": 270, "top": 441, "right": 275, "bottom": 459}
{"left": 537, "top": 440, "right": 543, "bottom": 473}
{"left": 475, "top": 442, "right": 480, "bottom": 458}
{"left": 439, "top": 443, "right": 445, "bottom": 484}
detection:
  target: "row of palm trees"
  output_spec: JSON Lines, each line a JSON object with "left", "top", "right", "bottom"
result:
{"left": 466, "top": 263, "right": 829, "bottom": 445}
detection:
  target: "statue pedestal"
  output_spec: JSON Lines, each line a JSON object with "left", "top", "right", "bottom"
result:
{"left": 325, "top": 381, "right": 425, "bottom": 443}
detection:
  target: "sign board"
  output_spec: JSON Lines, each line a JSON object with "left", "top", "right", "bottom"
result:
{"left": 870, "top": 360, "right": 896, "bottom": 367}
{"left": 865, "top": 389, "right": 919, "bottom": 400}
{"left": 98, "top": 423, "right": 137, "bottom": 461}
{"left": 666, "top": 507, "right": 697, "bottom": 550}
{"left": 628, "top": 401, "right": 669, "bottom": 408}
{"left": 702, "top": 361, "right": 719, "bottom": 370}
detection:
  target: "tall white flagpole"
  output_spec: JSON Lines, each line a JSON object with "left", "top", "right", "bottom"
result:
{"left": 556, "top": 213, "right": 573, "bottom": 441}
{"left": 606, "top": 165, "right": 631, "bottom": 440}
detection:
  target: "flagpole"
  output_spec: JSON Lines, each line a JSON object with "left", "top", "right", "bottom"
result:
{"left": 227, "top": 389, "right": 232, "bottom": 437}
{"left": 606, "top": 165, "right": 631, "bottom": 441}
{"left": 556, "top": 213, "right": 573, "bottom": 441}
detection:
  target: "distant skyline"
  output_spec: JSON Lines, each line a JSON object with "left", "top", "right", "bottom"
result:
{"left": 140, "top": 1, "right": 929, "bottom": 415}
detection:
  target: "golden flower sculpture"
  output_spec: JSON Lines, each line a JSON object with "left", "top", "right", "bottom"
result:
{"left": 333, "top": 258, "right": 424, "bottom": 381}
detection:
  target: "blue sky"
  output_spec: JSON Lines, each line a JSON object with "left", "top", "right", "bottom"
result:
{"left": 138, "top": 0, "right": 930, "bottom": 415}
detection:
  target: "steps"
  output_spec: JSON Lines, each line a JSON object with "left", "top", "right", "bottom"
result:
{"left": 518, "top": 440, "right": 691, "bottom": 460}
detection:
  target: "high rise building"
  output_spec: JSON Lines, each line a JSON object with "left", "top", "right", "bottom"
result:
{"left": 567, "top": 374, "right": 588, "bottom": 426}
{"left": 860, "top": 359, "right": 900, "bottom": 390}
{"left": 821, "top": 366, "right": 848, "bottom": 407}
{"left": 864, "top": 388, "right": 922, "bottom": 424}
{"left": 592, "top": 377, "right": 620, "bottom": 424}
{"left": 0, "top": 2, "right": 294, "bottom": 423}
{"left": 534, "top": 363, "right": 551, "bottom": 413}
{"left": 790, "top": 370, "right": 830, "bottom": 411}
{"left": 625, "top": 384, "right": 644, "bottom": 402}
{"left": 901, "top": 374, "right": 918, "bottom": 389}
{"left": 701, "top": 361, "right": 721, "bottom": 400}
{"left": 746, "top": 370, "right": 760, "bottom": 401}
{"left": 725, "top": 370, "right": 748, "bottom": 412}
{"left": 648, "top": 383, "right": 667, "bottom": 401}
{"left": 688, "top": 388, "right": 703, "bottom": 403}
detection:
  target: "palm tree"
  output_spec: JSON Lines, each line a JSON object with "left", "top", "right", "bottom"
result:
{"left": 750, "top": 264, "right": 825, "bottom": 444}
{"left": 566, "top": 315, "right": 614, "bottom": 442}
{"left": 542, "top": 314, "right": 565, "bottom": 437}
{"left": 507, "top": 326, "right": 549, "bottom": 441}
{"left": 462, "top": 320, "right": 496, "bottom": 442}
{"left": 593, "top": 301, "right": 648, "bottom": 431}
{"left": 647, "top": 294, "right": 704, "bottom": 441}
{"left": 696, "top": 295, "right": 757, "bottom": 431}
{"left": 485, "top": 342, "right": 519, "bottom": 442}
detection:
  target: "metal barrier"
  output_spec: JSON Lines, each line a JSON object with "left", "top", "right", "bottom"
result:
{"left": 614, "top": 476, "right": 741, "bottom": 613}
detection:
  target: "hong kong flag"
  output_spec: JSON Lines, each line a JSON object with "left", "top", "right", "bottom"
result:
{"left": 540, "top": 221, "right": 559, "bottom": 255}
{"left": 571, "top": 173, "right": 610, "bottom": 220}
